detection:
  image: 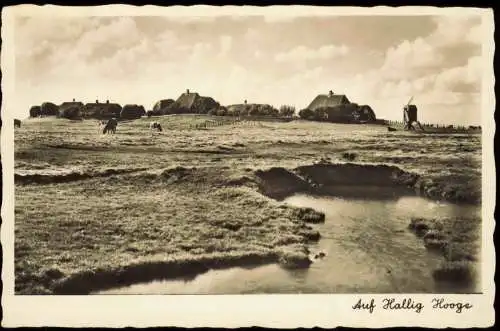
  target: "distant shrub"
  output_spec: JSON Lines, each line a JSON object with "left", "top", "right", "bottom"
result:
{"left": 298, "top": 108, "right": 314, "bottom": 120}
{"left": 279, "top": 105, "right": 296, "bottom": 117}
{"left": 216, "top": 107, "right": 227, "bottom": 116}
{"left": 29, "top": 105, "right": 41, "bottom": 118}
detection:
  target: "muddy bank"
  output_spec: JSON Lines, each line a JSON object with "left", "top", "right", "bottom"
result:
{"left": 253, "top": 163, "right": 479, "bottom": 205}
{"left": 44, "top": 248, "right": 315, "bottom": 295}
{"left": 15, "top": 167, "right": 148, "bottom": 185}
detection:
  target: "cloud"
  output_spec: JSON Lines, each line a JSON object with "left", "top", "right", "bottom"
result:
{"left": 434, "top": 55, "right": 481, "bottom": 92}
{"left": 428, "top": 15, "right": 482, "bottom": 46}
{"left": 218, "top": 35, "right": 233, "bottom": 57}
{"left": 274, "top": 44, "right": 349, "bottom": 62}
{"left": 380, "top": 37, "right": 443, "bottom": 80}
{"left": 465, "top": 23, "right": 483, "bottom": 44}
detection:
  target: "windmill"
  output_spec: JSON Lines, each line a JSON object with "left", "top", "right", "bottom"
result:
{"left": 403, "top": 96, "right": 424, "bottom": 131}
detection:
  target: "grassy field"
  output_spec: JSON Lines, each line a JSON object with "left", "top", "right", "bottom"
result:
{"left": 13, "top": 115, "right": 482, "bottom": 294}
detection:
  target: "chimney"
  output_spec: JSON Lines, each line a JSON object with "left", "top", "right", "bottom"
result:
{"left": 329, "top": 90, "right": 334, "bottom": 97}
{"left": 96, "top": 99, "right": 99, "bottom": 104}
{"left": 106, "top": 100, "right": 109, "bottom": 104}
{"left": 186, "top": 89, "right": 190, "bottom": 95}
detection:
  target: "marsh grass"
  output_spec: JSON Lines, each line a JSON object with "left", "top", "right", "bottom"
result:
{"left": 408, "top": 216, "right": 480, "bottom": 284}
{"left": 14, "top": 116, "right": 481, "bottom": 293}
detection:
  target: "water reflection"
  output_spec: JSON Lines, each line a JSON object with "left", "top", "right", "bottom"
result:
{"left": 96, "top": 194, "right": 480, "bottom": 295}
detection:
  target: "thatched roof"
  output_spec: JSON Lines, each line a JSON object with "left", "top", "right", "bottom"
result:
{"left": 170, "top": 92, "right": 220, "bottom": 113}
{"left": 59, "top": 102, "right": 84, "bottom": 119}
{"left": 175, "top": 92, "right": 200, "bottom": 109}
{"left": 82, "top": 102, "right": 121, "bottom": 119}
{"left": 153, "top": 99, "right": 175, "bottom": 113}
{"left": 121, "top": 104, "right": 146, "bottom": 119}
{"left": 226, "top": 103, "right": 277, "bottom": 115}
{"left": 59, "top": 102, "right": 84, "bottom": 112}
{"left": 40, "top": 102, "right": 59, "bottom": 116}
{"left": 307, "top": 94, "right": 351, "bottom": 110}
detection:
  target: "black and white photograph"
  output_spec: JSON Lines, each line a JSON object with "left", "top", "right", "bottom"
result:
{"left": 1, "top": 4, "right": 495, "bottom": 328}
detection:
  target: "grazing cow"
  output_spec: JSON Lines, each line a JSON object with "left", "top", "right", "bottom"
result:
{"left": 103, "top": 118, "right": 118, "bottom": 134}
{"left": 14, "top": 119, "right": 21, "bottom": 128}
{"left": 387, "top": 126, "right": 397, "bottom": 132}
{"left": 149, "top": 121, "right": 162, "bottom": 132}
{"left": 97, "top": 120, "right": 107, "bottom": 133}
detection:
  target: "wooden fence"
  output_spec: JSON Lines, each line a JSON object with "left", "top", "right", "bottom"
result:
{"left": 190, "top": 118, "right": 266, "bottom": 130}
{"left": 383, "top": 119, "right": 481, "bottom": 133}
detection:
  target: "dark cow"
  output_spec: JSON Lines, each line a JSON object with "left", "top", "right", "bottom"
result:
{"left": 387, "top": 126, "right": 397, "bottom": 132}
{"left": 149, "top": 121, "right": 162, "bottom": 132}
{"left": 14, "top": 119, "right": 21, "bottom": 128}
{"left": 103, "top": 118, "right": 118, "bottom": 134}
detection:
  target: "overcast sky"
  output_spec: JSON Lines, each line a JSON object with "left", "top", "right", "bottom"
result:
{"left": 14, "top": 14, "right": 484, "bottom": 124}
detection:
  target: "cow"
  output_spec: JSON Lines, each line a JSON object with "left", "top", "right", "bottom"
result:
{"left": 103, "top": 118, "right": 118, "bottom": 134}
{"left": 97, "top": 120, "right": 107, "bottom": 133}
{"left": 149, "top": 121, "right": 162, "bottom": 132}
{"left": 387, "top": 126, "right": 397, "bottom": 132}
{"left": 14, "top": 119, "right": 21, "bottom": 128}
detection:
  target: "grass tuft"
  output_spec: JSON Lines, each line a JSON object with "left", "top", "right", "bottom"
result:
{"left": 293, "top": 207, "right": 326, "bottom": 223}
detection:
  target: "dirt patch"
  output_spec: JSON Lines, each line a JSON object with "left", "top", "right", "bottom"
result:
{"left": 253, "top": 163, "right": 419, "bottom": 201}
{"left": 254, "top": 167, "right": 310, "bottom": 200}
{"left": 295, "top": 163, "right": 419, "bottom": 187}
{"left": 253, "top": 163, "right": 478, "bottom": 205}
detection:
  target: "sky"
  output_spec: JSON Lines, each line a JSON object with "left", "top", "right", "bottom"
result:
{"left": 14, "top": 13, "right": 485, "bottom": 124}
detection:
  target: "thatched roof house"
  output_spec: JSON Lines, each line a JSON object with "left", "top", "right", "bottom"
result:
{"left": 225, "top": 103, "right": 279, "bottom": 117}
{"left": 305, "top": 91, "right": 376, "bottom": 123}
{"left": 120, "top": 104, "right": 146, "bottom": 119}
{"left": 58, "top": 101, "right": 84, "bottom": 119}
{"left": 40, "top": 102, "right": 59, "bottom": 116}
{"left": 167, "top": 89, "right": 220, "bottom": 114}
{"left": 82, "top": 100, "right": 122, "bottom": 119}
{"left": 307, "top": 93, "right": 351, "bottom": 111}
{"left": 152, "top": 99, "right": 175, "bottom": 115}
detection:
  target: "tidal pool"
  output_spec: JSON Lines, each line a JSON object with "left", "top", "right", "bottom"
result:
{"left": 96, "top": 193, "right": 480, "bottom": 294}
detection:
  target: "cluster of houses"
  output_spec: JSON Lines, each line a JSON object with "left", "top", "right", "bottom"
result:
{"left": 29, "top": 89, "right": 379, "bottom": 124}
{"left": 29, "top": 99, "right": 146, "bottom": 120}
